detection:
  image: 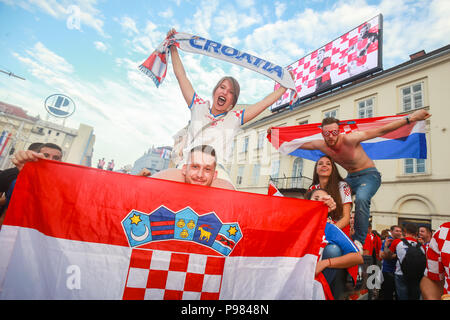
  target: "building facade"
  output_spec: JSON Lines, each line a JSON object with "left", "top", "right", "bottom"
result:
{"left": 131, "top": 146, "right": 172, "bottom": 175}
{"left": 0, "top": 101, "right": 95, "bottom": 169}
{"left": 226, "top": 45, "right": 450, "bottom": 232}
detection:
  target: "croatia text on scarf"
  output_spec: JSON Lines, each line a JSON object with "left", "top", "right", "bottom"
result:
{"left": 139, "top": 31, "right": 298, "bottom": 105}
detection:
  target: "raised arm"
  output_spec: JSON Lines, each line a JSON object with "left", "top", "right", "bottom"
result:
{"left": 242, "top": 71, "right": 295, "bottom": 124}
{"left": 242, "top": 85, "right": 287, "bottom": 124}
{"left": 349, "top": 109, "right": 431, "bottom": 143}
{"left": 168, "top": 29, "right": 195, "bottom": 106}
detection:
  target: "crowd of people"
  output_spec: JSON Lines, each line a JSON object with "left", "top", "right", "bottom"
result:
{"left": 0, "top": 28, "right": 447, "bottom": 300}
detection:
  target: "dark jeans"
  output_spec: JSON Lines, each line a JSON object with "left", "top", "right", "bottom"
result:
{"left": 322, "top": 244, "right": 347, "bottom": 300}
{"left": 380, "top": 272, "right": 396, "bottom": 300}
{"left": 395, "top": 274, "right": 421, "bottom": 300}
{"left": 345, "top": 167, "right": 381, "bottom": 244}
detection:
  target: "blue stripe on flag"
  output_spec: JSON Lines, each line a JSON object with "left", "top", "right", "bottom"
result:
{"left": 288, "top": 132, "right": 427, "bottom": 161}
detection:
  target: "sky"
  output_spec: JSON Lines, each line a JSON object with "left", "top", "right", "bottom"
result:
{"left": 0, "top": 0, "right": 449, "bottom": 170}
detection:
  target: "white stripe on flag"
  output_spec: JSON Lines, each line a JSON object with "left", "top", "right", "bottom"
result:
{"left": 220, "top": 254, "right": 319, "bottom": 300}
{"left": 0, "top": 226, "right": 131, "bottom": 299}
{"left": 278, "top": 132, "right": 323, "bottom": 155}
{"left": 0, "top": 226, "right": 324, "bottom": 300}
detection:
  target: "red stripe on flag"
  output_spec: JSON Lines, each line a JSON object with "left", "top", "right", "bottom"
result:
{"left": 151, "top": 220, "right": 174, "bottom": 227}
{"left": 5, "top": 160, "right": 327, "bottom": 258}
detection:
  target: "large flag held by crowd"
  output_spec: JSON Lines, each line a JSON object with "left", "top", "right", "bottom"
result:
{"left": 0, "top": 160, "right": 329, "bottom": 299}
{"left": 268, "top": 115, "right": 427, "bottom": 161}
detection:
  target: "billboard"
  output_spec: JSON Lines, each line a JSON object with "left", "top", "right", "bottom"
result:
{"left": 271, "top": 14, "right": 383, "bottom": 111}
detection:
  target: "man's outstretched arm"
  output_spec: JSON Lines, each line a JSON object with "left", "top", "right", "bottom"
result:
{"left": 349, "top": 109, "right": 431, "bottom": 143}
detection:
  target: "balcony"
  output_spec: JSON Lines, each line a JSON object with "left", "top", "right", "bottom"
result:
{"left": 269, "top": 176, "right": 313, "bottom": 196}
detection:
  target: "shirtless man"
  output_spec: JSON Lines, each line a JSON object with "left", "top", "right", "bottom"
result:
{"left": 152, "top": 145, "right": 234, "bottom": 190}
{"left": 287, "top": 108, "right": 431, "bottom": 251}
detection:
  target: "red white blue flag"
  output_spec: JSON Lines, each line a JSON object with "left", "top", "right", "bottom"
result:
{"left": 0, "top": 130, "right": 11, "bottom": 156}
{"left": 0, "top": 160, "right": 328, "bottom": 300}
{"left": 268, "top": 115, "right": 427, "bottom": 161}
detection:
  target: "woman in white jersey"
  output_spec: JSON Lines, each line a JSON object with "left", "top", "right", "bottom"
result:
{"left": 160, "top": 28, "right": 291, "bottom": 187}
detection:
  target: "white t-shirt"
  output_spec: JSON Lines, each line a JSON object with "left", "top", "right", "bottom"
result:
{"left": 391, "top": 237, "right": 425, "bottom": 276}
{"left": 182, "top": 93, "right": 244, "bottom": 166}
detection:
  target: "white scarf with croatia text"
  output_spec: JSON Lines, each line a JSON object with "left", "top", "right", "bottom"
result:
{"left": 139, "top": 31, "right": 298, "bottom": 104}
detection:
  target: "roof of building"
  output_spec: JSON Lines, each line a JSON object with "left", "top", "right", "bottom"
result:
{"left": 0, "top": 101, "right": 38, "bottom": 122}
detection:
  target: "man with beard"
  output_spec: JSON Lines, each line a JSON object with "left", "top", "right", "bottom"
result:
{"left": 290, "top": 108, "right": 430, "bottom": 252}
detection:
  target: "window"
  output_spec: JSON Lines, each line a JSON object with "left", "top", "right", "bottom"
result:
{"left": 402, "top": 82, "right": 423, "bottom": 111}
{"left": 242, "top": 136, "right": 249, "bottom": 153}
{"left": 324, "top": 108, "right": 338, "bottom": 119}
{"left": 252, "top": 164, "right": 261, "bottom": 185}
{"left": 291, "top": 158, "right": 304, "bottom": 188}
{"left": 257, "top": 132, "right": 265, "bottom": 150}
{"left": 404, "top": 158, "right": 425, "bottom": 174}
{"left": 271, "top": 159, "right": 280, "bottom": 179}
{"left": 237, "top": 166, "right": 245, "bottom": 185}
{"left": 358, "top": 97, "right": 374, "bottom": 118}
{"left": 292, "top": 158, "right": 303, "bottom": 177}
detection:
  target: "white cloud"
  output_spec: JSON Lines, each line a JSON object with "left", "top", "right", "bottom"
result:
{"left": 159, "top": 7, "right": 174, "bottom": 19}
{"left": 10, "top": 41, "right": 190, "bottom": 167}
{"left": 186, "top": 0, "right": 219, "bottom": 38}
{"left": 93, "top": 41, "right": 108, "bottom": 52}
{"left": 212, "top": 6, "right": 262, "bottom": 39}
{"left": 378, "top": 0, "right": 450, "bottom": 65}
{"left": 119, "top": 16, "right": 139, "bottom": 35}
{"left": 275, "top": 1, "right": 286, "bottom": 19}
{"left": 2, "top": 0, "right": 108, "bottom": 36}
{"left": 236, "top": 0, "right": 255, "bottom": 9}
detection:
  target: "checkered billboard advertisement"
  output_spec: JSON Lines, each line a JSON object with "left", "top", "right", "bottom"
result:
{"left": 271, "top": 14, "right": 383, "bottom": 111}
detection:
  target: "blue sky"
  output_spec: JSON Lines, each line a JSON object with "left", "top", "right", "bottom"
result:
{"left": 0, "top": 0, "right": 449, "bottom": 169}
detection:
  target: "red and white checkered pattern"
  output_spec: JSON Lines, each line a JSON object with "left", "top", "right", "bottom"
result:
{"left": 276, "top": 17, "right": 380, "bottom": 106}
{"left": 122, "top": 249, "right": 225, "bottom": 300}
{"left": 424, "top": 222, "right": 450, "bottom": 295}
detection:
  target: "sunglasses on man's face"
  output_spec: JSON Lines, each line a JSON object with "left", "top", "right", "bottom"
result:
{"left": 322, "top": 130, "right": 340, "bottom": 137}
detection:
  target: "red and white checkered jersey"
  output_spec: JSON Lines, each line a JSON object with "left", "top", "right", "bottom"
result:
{"left": 309, "top": 181, "right": 352, "bottom": 205}
{"left": 182, "top": 93, "right": 243, "bottom": 166}
{"left": 424, "top": 222, "right": 450, "bottom": 295}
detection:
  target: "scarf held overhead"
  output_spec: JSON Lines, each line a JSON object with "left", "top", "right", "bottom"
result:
{"left": 139, "top": 32, "right": 297, "bottom": 103}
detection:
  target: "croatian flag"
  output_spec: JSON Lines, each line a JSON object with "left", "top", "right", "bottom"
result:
{"left": 0, "top": 130, "right": 11, "bottom": 156}
{"left": 0, "top": 160, "right": 328, "bottom": 300}
{"left": 267, "top": 181, "right": 283, "bottom": 197}
{"left": 268, "top": 115, "right": 427, "bottom": 161}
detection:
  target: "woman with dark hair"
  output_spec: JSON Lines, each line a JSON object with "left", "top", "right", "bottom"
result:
{"left": 309, "top": 155, "right": 352, "bottom": 235}
{"left": 305, "top": 188, "right": 363, "bottom": 299}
